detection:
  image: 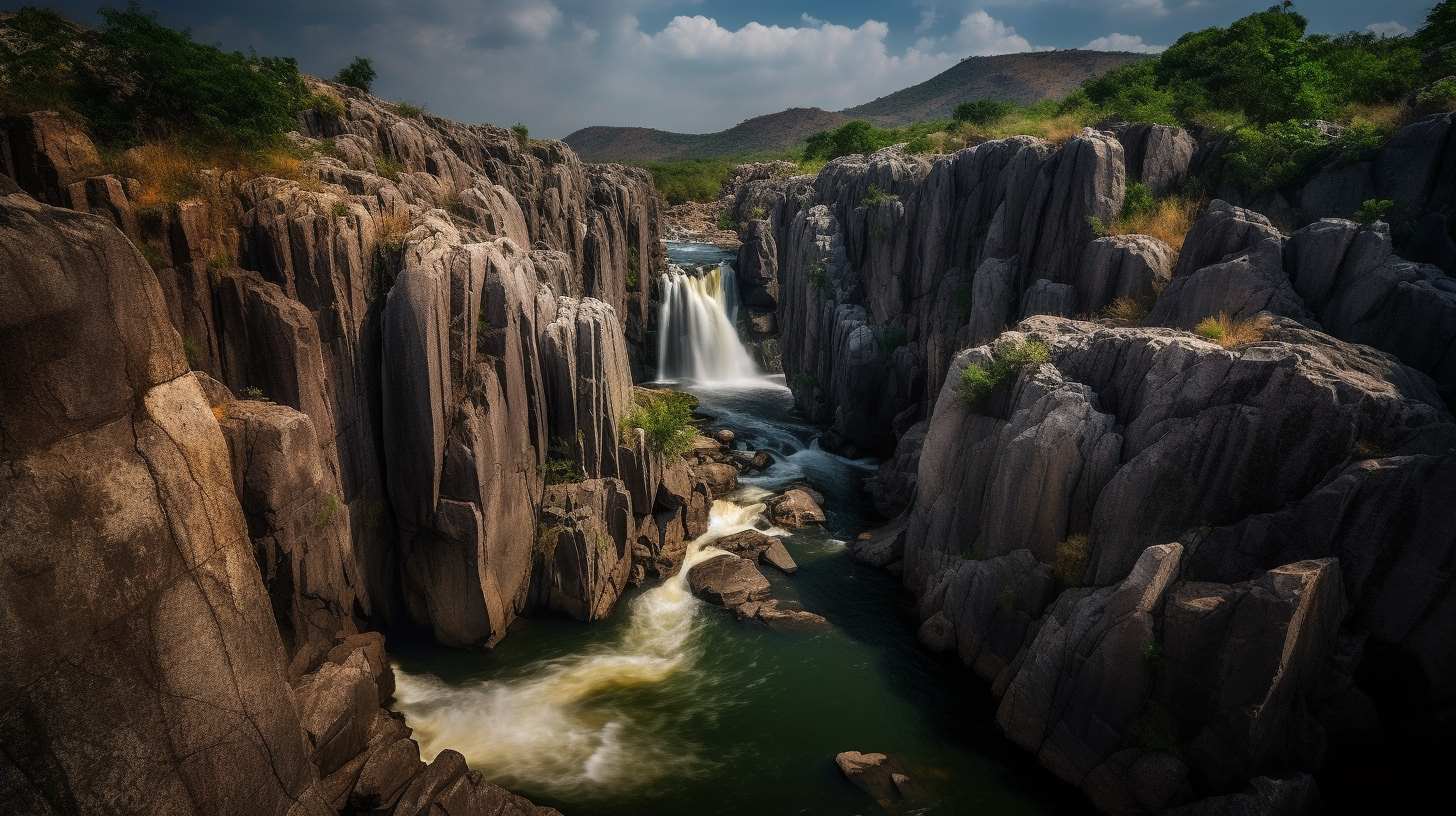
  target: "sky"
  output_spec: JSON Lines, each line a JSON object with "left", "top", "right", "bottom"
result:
{"left": 27, "top": 0, "right": 1440, "bottom": 138}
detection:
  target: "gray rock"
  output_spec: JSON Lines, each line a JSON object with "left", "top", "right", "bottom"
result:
{"left": 1076, "top": 234, "right": 1174, "bottom": 315}
{"left": 1116, "top": 123, "right": 1197, "bottom": 196}
{"left": 1019, "top": 279, "right": 1077, "bottom": 319}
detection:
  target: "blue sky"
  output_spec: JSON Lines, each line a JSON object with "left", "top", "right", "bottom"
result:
{"left": 27, "top": 1, "right": 1439, "bottom": 137}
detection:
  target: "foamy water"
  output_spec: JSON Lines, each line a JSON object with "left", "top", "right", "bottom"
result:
{"left": 392, "top": 499, "right": 783, "bottom": 795}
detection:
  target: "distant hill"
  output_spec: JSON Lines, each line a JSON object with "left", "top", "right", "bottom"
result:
{"left": 565, "top": 50, "right": 1148, "bottom": 163}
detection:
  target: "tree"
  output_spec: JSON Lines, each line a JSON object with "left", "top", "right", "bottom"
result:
{"left": 335, "top": 57, "right": 376, "bottom": 93}
{"left": 953, "top": 99, "right": 1012, "bottom": 125}
{"left": 1417, "top": 1, "right": 1456, "bottom": 78}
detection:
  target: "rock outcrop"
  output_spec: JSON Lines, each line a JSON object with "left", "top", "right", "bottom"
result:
{"left": 891, "top": 315, "right": 1456, "bottom": 810}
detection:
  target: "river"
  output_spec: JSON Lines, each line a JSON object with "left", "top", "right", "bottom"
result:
{"left": 388, "top": 242, "right": 1075, "bottom": 815}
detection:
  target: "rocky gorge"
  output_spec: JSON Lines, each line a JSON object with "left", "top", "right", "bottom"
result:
{"left": 725, "top": 111, "right": 1456, "bottom": 811}
{"left": 4, "top": 19, "right": 1456, "bottom": 816}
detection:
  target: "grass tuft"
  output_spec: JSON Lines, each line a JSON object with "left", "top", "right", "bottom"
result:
{"left": 957, "top": 339, "right": 1050, "bottom": 408}
{"left": 1193, "top": 312, "right": 1271, "bottom": 348}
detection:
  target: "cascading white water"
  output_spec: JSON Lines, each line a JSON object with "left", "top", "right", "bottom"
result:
{"left": 656, "top": 262, "right": 759, "bottom": 382}
{"left": 392, "top": 499, "right": 785, "bottom": 795}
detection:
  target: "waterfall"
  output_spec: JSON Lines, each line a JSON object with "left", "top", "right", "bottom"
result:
{"left": 656, "top": 262, "right": 759, "bottom": 383}
{"left": 391, "top": 499, "right": 785, "bottom": 796}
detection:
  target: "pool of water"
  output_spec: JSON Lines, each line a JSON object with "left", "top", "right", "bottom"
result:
{"left": 389, "top": 375, "right": 1078, "bottom": 815}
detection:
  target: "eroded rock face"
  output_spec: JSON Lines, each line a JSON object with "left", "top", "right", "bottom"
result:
{"left": 893, "top": 314, "right": 1456, "bottom": 810}
{"left": 1115, "top": 123, "right": 1196, "bottom": 197}
{"left": 0, "top": 188, "right": 322, "bottom": 815}
{"left": 532, "top": 478, "right": 635, "bottom": 621}
{"left": 1, "top": 111, "right": 100, "bottom": 206}
{"left": 735, "top": 131, "right": 1129, "bottom": 454}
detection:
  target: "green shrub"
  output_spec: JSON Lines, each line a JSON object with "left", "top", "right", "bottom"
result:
{"left": 511, "top": 123, "right": 530, "bottom": 148}
{"left": 392, "top": 102, "right": 425, "bottom": 119}
{"left": 242, "top": 385, "right": 267, "bottom": 401}
{"left": 1355, "top": 198, "right": 1395, "bottom": 224}
{"left": 957, "top": 339, "right": 1050, "bottom": 408}
{"left": 1121, "top": 182, "right": 1155, "bottom": 221}
{"left": 332, "top": 201, "right": 352, "bottom": 218}
{"left": 309, "top": 92, "right": 345, "bottom": 120}
{"left": 376, "top": 156, "right": 404, "bottom": 181}
{"left": 803, "top": 119, "right": 949, "bottom": 161}
{"left": 314, "top": 493, "right": 341, "bottom": 528}
{"left": 1221, "top": 120, "right": 1328, "bottom": 192}
{"left": 1332, "top": 120, "right": 1391, "bottom": 163}
{"left": 1416, "top": 77, "right": 1456, "bottom": 111}
{"left": 716, "top": 209, "right": 737, "bottom": 231}
{"left": 82, "top": 6, "right": 308, "bottom": 149}
{"left": 954, "top": 99, "right": 1014, "bottom": 126}
{"left": 543, "top": 442, "right": 585, "bottom": 485}
{"left": 334, "top": 57, "right": 376, "bottom": 93}
{"left": 626, "top": 247, "right": 640, "bottom": 289}
{"left": 861, "top": 185, "right": 897, "bottom": 207}
{"left": 621, "top": 390, "right": 697, "bottom": 459}
{"left": 0, "top": 8, "right": 82, "bottom": 115}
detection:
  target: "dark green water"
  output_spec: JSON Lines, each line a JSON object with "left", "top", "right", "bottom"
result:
{"left": 388, "top": 244, "right": 1079, "bottom": 815}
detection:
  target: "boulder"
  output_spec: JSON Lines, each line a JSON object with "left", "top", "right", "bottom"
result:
{"left": 697, "top": 462, "right": 739, "bottom": 495}
{"left": 1019, "top": 279, "right": 1077, "bottom": 319}
{"left": 538, "top": 296, "right": 634, "bottom": 479}
{"left": 834, "top": 751, "right": 919, "bottom": 808}
{"left": 688, "top": 553, "right": 772, "bottom": 609}
{"left": 296, "top": 650, "right": 379, "bottom": 776}
{"left": 768, "top": 488, "right": 826, "bottom": 528}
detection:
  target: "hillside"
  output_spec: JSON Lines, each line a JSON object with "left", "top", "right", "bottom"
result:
{"left": 565, "top": 107, "right": 857, "bottom": 163}
{"left": 843, "top": 49, "right": 1148, "bottom": 122}
{"left": 565, "top": 50, "right": 1148, "bottom": 162}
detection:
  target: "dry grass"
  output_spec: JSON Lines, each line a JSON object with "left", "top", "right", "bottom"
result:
{"left": 1108, "top": 195, "right": 1201, "bottom": 253}
{"left": 375, "top": 209, "right": 412, "bottom": 252}
{"left": 104, "top": 140, "right": 319, "bottom": 209}
{"left": 1194, "top": 312, "right": 1272, "bottom": 349}
{"left": 1101, "top": 296, "right": 1150, "bottom": 325}
{"left": 1054, "top": 534, "right": 1090, "bottom": 586}
{"left": 1343, "top": 102, "right": 1406, "bottom": 132}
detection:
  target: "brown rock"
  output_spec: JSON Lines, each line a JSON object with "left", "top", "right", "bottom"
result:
{"left": 688, "top": 553, "right": 772, "bottom": 609}
{"left": 768, "top": 488, "right": 826, "bottom": 527}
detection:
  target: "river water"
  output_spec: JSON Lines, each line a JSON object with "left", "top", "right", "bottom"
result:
{"left": 389, "top": 243, "right": 1074, "bottom": 815}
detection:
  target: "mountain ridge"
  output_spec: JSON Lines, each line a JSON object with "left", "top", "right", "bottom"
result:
{"left": 565, "top": 50, "right": 1149, "bottom": 162}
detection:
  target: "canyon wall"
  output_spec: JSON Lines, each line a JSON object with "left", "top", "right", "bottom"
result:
{"left": 0, "top": 78, "right": 705, "bottom": 815}
{"left": 735, "top": 114, "right": 1456, "bottom": 811}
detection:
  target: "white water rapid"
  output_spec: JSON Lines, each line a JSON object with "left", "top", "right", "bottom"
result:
{"left": 392, "top": 499, "right": 786, "bottom": 796}
{"left": 655, "top": 262, "right": 759, "bottom": 383}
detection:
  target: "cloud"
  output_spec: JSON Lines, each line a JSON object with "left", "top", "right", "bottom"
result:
{"left": 915, "top": 10, "right": 1047, "bottom": 56}
{"left": 1084, "top": 33, "right": 1166, "bottom": 53}
{"left": 1366, "top": 21, "right": 1410, "bottom": 37}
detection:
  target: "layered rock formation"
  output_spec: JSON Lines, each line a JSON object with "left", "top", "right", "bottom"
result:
{"left": 1, "top": 77, "right": 683, "bottom": 814}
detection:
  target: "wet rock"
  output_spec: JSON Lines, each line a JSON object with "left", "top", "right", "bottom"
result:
{"left": 847, "top": 519, "right": 907, "bottom": 569}
{"left": 697, "top": 462, "right": 739, "bottom": 495}
{"left": 688, "top": 553, "right": 772, "bottom": 609}
{"left": 835, "top": 751, "right": 918, "bottom": 808}
{"left": 761, "top": 540, "right": 799, "bottom": 575}
{"left": 296, "top": 650, "right": 379, "bottom": 776}
{"left": 917, "top": 611, "right": 955, "bottom": 653}
{"left": 713, "top": 428, "right": 736, "bottom": 446}
{"left": 713, "top": 529, "right": 777, "bottom": 559}
{"left": 768, "top": 488, "right": 826, "bottom": 528}
{"left": 749, "top": 449, "right": 774, "bottom": 470}
{"left": 741, "top": 599, "right": 828, "bottom": 630}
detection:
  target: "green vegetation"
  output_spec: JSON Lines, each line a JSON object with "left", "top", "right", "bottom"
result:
{"left": 861, "top": 185, "right": 897, "bottom": 207}
{"left": 957, "top": 339, "right": 1050, "bottom": 408}
{"left": 1416, "top": 77, "right": 1456, "bottom": 112}
{"left": 716, "top": 209, "right": 737, "bottom": 231}
{"left": 645, "top": 157, "right": 736, "bottom": 205}
{"left": 334, "top": 57, "right": 375, "bottom": 93}
{"left": 807, "top": 262, "right": 829, "bottom": 291}
{"left": 0, "top": 6, "right": 309, "bottom": 149}
{"left": 375, "top": 156, "right": 404, "bottom": 182}
{"left": 954, "top": 99, "right": 1015, "bottom": 126}
{"left": 626, "top": 247, "right": 640, "bottom": 289}
{"left": 512, "top": 123, "right": 530, "bottom": 148}
{"left": 1122, "top": 182, "right": 1155, "bottom": 221}
{"left": 393, "top": 102, "right": 425, "bottom": 119}
{"left": 138, "top": 243, "right": 166, "bottom": 271}
{"left": 1356, "top": 198, "right": 1396, "bottom": 224}
{"left": 309, "top": 92, "right": 345, "bottom": 120}
{"left": 543, "top": 442, "right": 585, "bottom": 485}
{"left": 804, "top": 119, "right": 951, "bottom": 162}
{"left": 314, "top": 493, "right": 341, "bottom": 528}
{"left": 242, "top": 385, "right": 267, "bottom": 401}
{"left": 332, "top": 201, "right": 352, "bottom": 218}
{"left": 621, "top": 390, "right": 697, "bottom": 459}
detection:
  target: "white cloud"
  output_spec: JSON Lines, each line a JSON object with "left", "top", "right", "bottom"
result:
{"left": 1366, "top": 21, "right": 1410, "bottom": 38}
{"left": 1084, "top": 33, "right": 1166, "bottom": 53}
{"left": 915, "top": 10, "right": 1047, "bottom": 57}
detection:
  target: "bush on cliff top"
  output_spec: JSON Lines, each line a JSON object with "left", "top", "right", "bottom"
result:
{"left": 958, "top": 340, "right": 1050, "bottom": 408}
{"left": 1, "top": 5, "right": 308, "bottom": 150}
{"left": 622, "top": 390, "right": 697, "bottom": 459}
{"left": 334, "top": 57, "right": 376, "bottom": 93}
